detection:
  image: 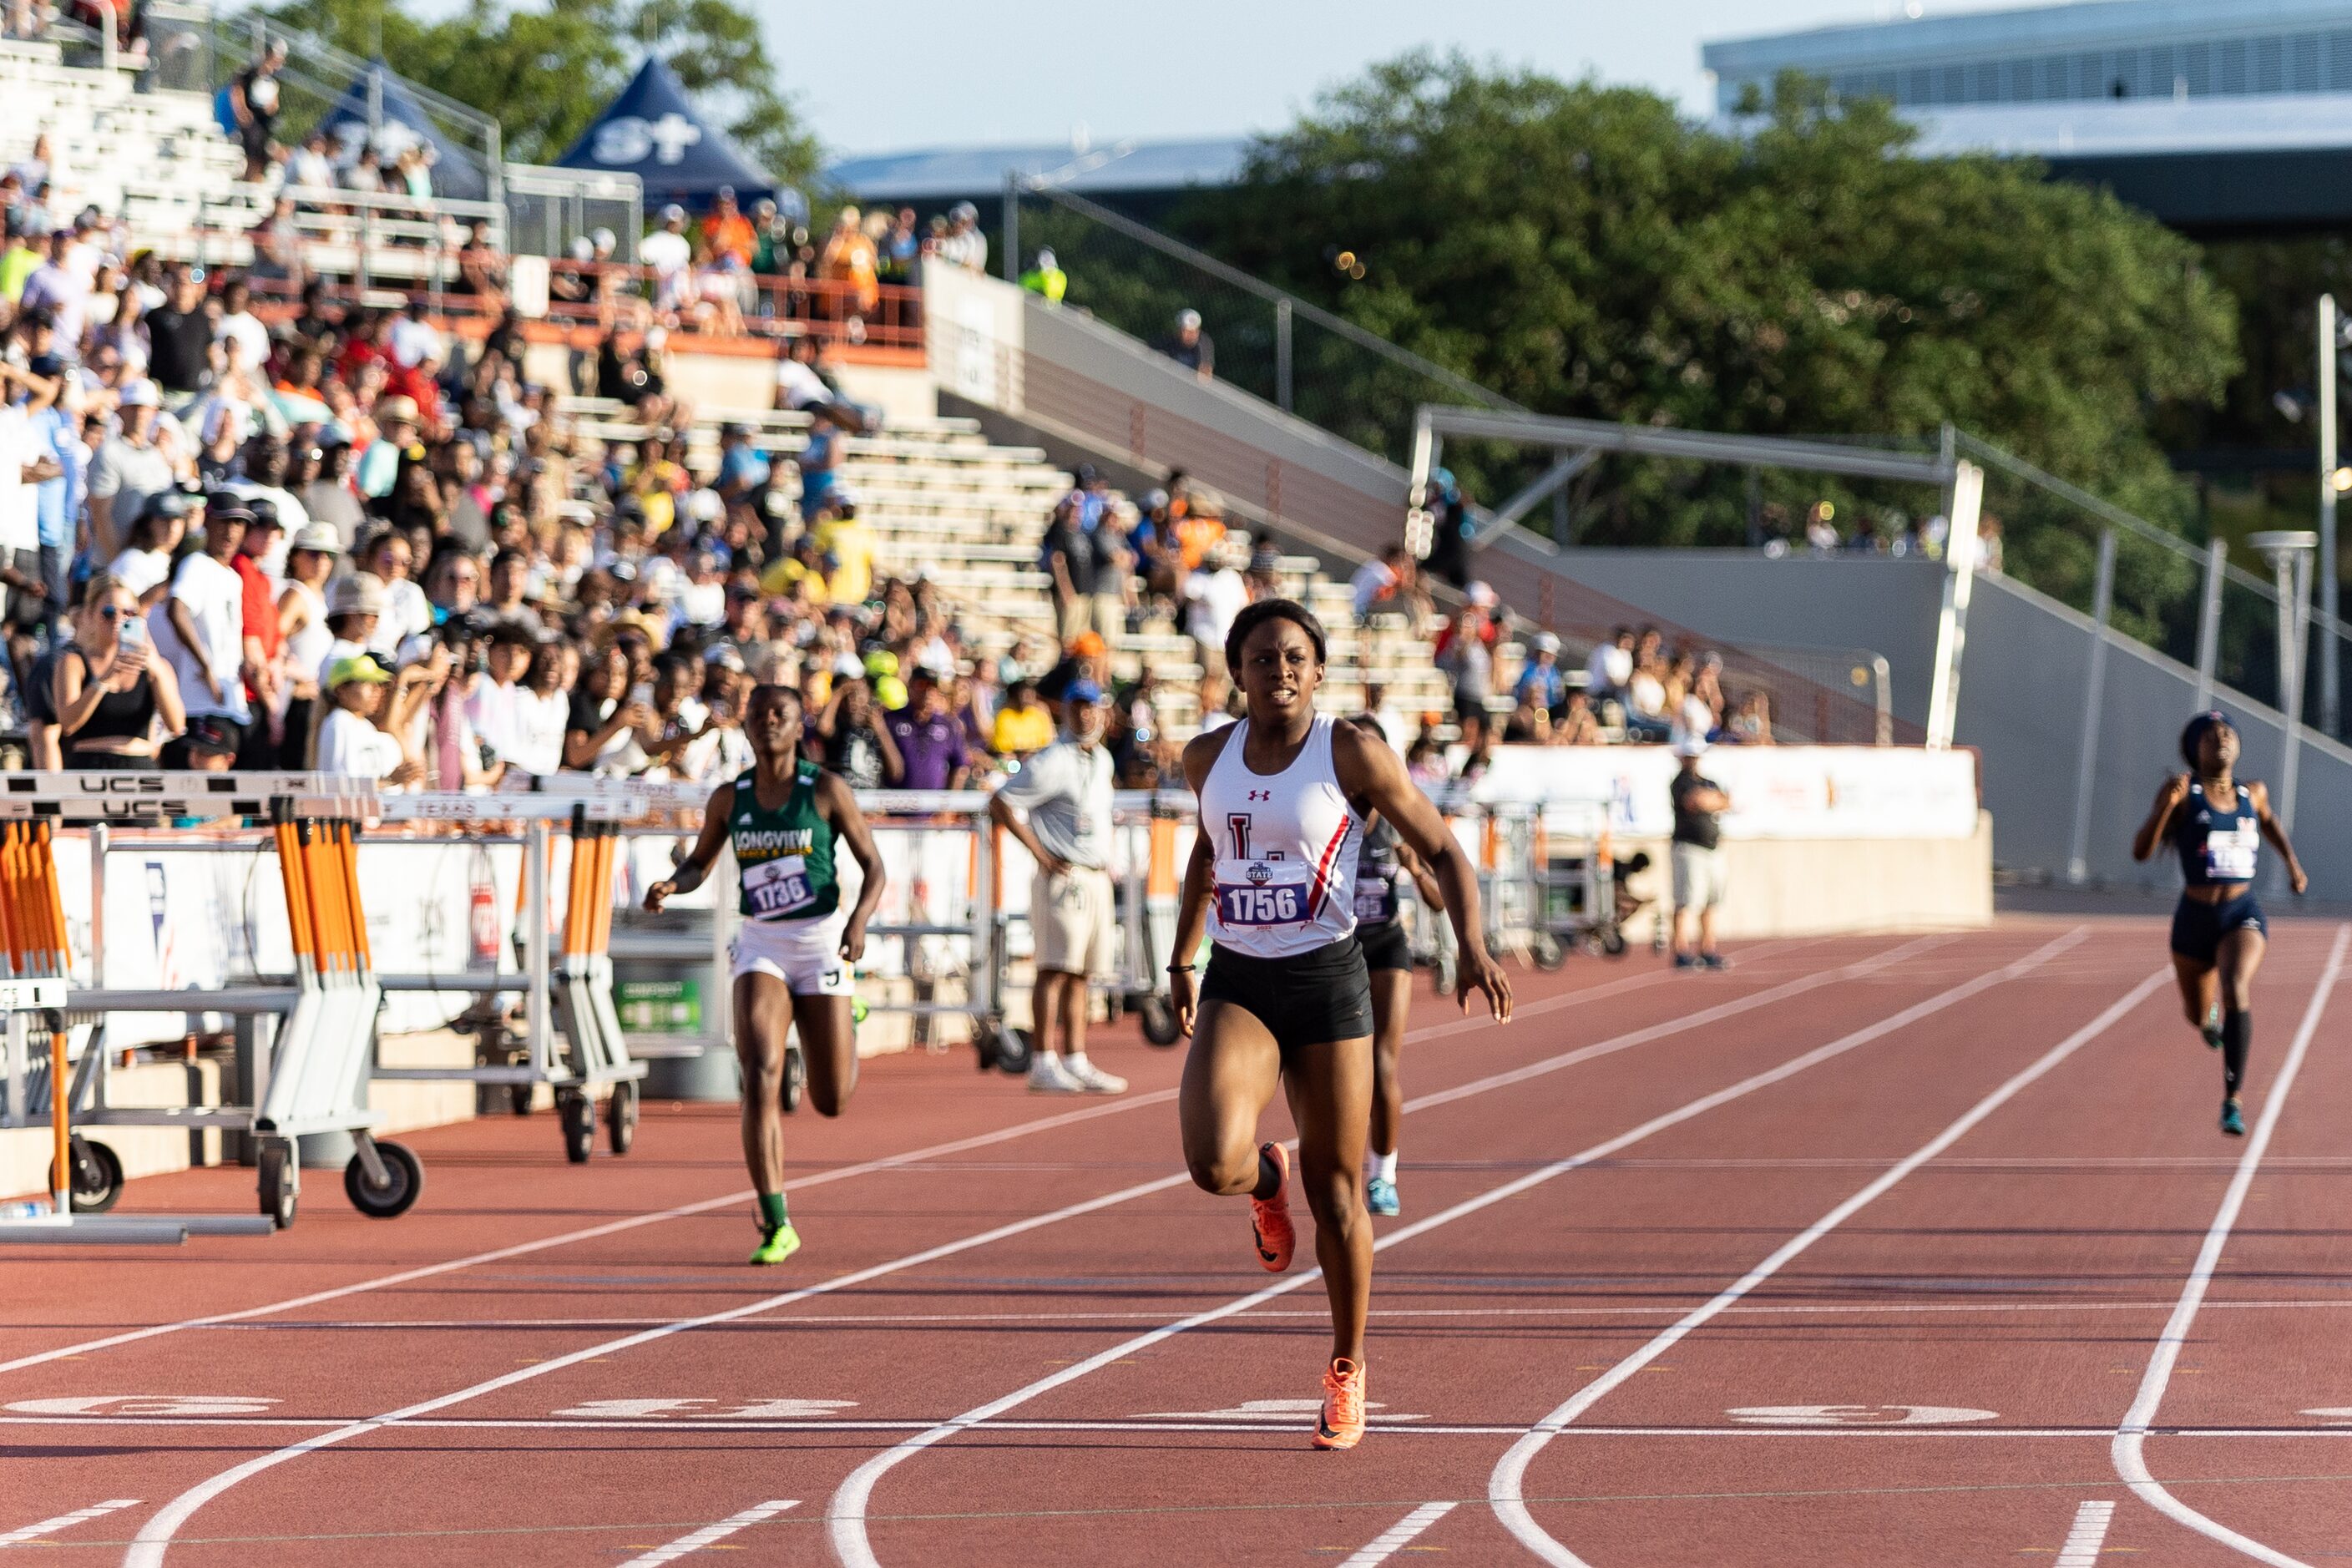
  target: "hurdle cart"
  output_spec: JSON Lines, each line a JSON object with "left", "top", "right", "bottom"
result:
{"left": 2, "top": 773, "right": 408, "bottom": 1234}
{"left": 363, "top": 788, "right": 649, "bottom": 1165}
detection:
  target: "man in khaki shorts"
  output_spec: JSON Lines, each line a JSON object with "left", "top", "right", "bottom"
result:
{"left": 987, "top": 676, "right": 1127, "bottom": 1094}
{"left": 1669, "top": 736, "right": 1732, "bottom": 970}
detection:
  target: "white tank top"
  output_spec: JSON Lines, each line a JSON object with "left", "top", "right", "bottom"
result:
{"left": 1198, "top": 714, "right": 1361, "bottom": 958}
{"left": 283, "top": 579, "right": 332, "bottom": 690}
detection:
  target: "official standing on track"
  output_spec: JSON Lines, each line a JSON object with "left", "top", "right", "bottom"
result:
{"left": 1669, "top": 737, "right": 1731, "bottom": 970}
{"left": 1171, "top": 599, "right": 1510, "bottom": 1449}
{"left": 987, "top": 675, "right": 1128, "bottom": 1095}
{"left": 1347, "top": 716, "right": 1445, "bottom": 1218}
{"left": 645, "top": 685, "right": 888, "bottom": 1265}
{"left": 2131, "top": 711, "right": 2307, "bottom": 1136}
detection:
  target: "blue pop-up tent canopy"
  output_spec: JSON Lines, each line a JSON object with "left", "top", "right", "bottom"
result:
{"left": 313, "top": 62, "right": 493, "bottom": 204}
{"left": 557, "top": 56, "right": 773, "bottom": 212}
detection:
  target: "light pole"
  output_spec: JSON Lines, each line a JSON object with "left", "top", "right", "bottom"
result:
{"left": 2250, "top": 529, "right": 2318, "bottom": 839}
{"left": 2320, "top": 296, "right": 2342, "bottom": 734}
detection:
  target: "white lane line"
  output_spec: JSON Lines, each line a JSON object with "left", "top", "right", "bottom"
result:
{"left": 114, "top": 932, "right": 1965, "bottom": 1565}
{"left": 0, "top": 1499, "right": 140, "bottom": 1545}
{"left": 2110, "top": 923, "right": 2350, "bottom": 1568}
{"left": 15, "top": 1412, "right": 2352, "bottom": 1439}
{"left": 0, "top": 1093, "right": 1180, "bottom": 1378}
{"left": 2056, "top": 1500, "right": 2117, "bottom": 1568}
{"left": 164, "top": 1294, "right": 2352, "bottom": 1332}
{"left": 1489, "top": 961, "right": 2169, "bottom": 1568}
{"left": 4, "top": 935, "right": 1835, "bottom": 1380}
{"left": 617, "top": 1500, "right": 797, "bottom": 1566}
{"left": 1338, "top": 1500, "right": 1459, "bottom": 1567}
{"left": 823, "top": 928, "right": 2088, "bottom": 1568}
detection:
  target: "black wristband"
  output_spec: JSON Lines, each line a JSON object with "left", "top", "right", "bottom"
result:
{"left": 1166, "top": 963, "right": 1196, "bottom": 974}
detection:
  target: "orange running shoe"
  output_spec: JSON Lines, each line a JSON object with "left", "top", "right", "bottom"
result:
{"left": 1248, "top": 1141, "right": 1295, "bottom": 1272}
{"left": 1315, "top": 1357, "right": 1368, "bottom": 1449}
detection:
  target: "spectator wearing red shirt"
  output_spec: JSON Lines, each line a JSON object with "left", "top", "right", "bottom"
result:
{"left": 337, "top": 310, "right": 395, "bottom": 386}
{"left": 383, "top": 343, "right": 445, "bottom": 432}
{"left": 231, "top": 498, "right": 286, "bottom": 769}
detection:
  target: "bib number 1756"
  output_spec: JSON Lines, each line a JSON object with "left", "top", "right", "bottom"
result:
{"left": 1219, "top": 884, "right": 1302, "bottom": 925}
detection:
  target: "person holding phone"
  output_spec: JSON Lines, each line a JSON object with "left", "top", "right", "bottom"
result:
{"left": 55, "top": 571, "right": 185, "bottom": 769}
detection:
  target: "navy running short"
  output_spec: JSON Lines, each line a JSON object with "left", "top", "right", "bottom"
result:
{"left": 2169, "top": 891, "right": 2266, "bottom": 967}
{"left": 1200, "top": 934, "right": 1373, "bottom": 1053}
{"left": 1358, "top": 920, "right": 1412, "bottom": 974}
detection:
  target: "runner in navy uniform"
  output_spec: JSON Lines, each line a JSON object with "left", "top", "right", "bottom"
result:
{"left": 1170, "top": 599, "right": 1510, "bottom": 1449}
{"left": 2131, "top": 711, "right": 2307, "bottom": 1136}
{"left": 1348, "top": 716, "right": 1446, "bottom": 1217}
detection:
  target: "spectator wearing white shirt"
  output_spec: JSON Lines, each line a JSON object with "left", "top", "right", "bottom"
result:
{"left": 1349, "top": 543, "right": 1413, "bottom": 621}
{"left": 1182, "top": 540, "right": 1248, "bottom": 713}
{"left": 213, "top": 277, "right": 271, "bottom": 370}
{"left": 357, "top": 529, "right": 431, "bottom": 656}
{"left": 18, "top": 232, "right": 89, "bottom": 357}
{"left": 387, "top": 299, "right": 441, "bottom": 370}
{"left": 508, "top": 630, "right": 573, "bottom": 778}
{"left": 934, "top": 201, "right": 986, "bottom": 274}
{"left": 104, "top": 488, "right": 192, "bottom": 607}
{"left": 315, "top": 653, "right": 423, "bottom": 782}
{"left": 1586, "top": 625, "right": 1634, "bottom": 705}
{"left": 640, "top": 205, "right": 693, "bottom": 316}
{"left": 154, "top": 498, "right": 254, "bottom": 770}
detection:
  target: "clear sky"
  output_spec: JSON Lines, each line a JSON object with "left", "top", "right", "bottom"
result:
{"left": 797, "top": 0, "right": 2043, "bottom": 156}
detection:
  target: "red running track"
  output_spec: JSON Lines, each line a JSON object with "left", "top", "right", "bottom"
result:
{"left": 3, "top": 918, "right": 2349, "bottom": 1566}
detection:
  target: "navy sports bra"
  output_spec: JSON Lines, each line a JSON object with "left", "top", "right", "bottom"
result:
{"left": 2173, "top": 781, "right": 2260, "bottom": 888}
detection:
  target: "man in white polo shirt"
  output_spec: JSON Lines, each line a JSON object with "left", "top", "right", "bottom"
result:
{"left": 987, "top": 676, "right": 1126, "bottom": 1095}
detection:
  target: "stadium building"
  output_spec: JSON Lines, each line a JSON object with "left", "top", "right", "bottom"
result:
{"left": 1704, "top": 0, "right": 2352, "bottom": 232}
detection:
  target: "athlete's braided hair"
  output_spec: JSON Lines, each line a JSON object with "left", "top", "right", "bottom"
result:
{"left": 2180, "top": 709, "right": 2233, "bottom": 770}
{"left": 1224, "top": 597, "right": 1328, "bottom": 673}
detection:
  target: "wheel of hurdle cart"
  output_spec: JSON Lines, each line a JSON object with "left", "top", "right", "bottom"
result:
{"left": 273, "top": 803, "right": 424, "bottom": 1222}
{"left": 549, "top": 809, "right": 644, "bottom": 1164}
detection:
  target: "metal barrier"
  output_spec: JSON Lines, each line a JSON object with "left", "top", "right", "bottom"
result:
{"left": 363, "top": 790, "right": 648, "bottom": 1165}
{"left": 0, "top": 773, "right": 383, "bottom": 1239}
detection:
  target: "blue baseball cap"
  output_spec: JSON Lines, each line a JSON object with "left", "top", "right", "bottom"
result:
{"left": 1063, "top": 678, "right": 1105, "bottom": 705}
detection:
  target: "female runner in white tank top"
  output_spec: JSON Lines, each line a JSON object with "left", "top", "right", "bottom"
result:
{"left": 1169, "top": 598, "right": 1511, "bottom": 1449}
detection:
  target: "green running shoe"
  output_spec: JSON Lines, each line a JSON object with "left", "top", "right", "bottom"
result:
{"left": 2219, "top": 1099, "right": 2245, "bottom": 1137}
{"left": 750, "top": 1222, "right": 802, "bottom": 1266}
{"left": 1365, "top": 1176, "right": 1400, "bottom": 1217}
{"left": 852, "top": 996, "right": 869, "bottom": 1027}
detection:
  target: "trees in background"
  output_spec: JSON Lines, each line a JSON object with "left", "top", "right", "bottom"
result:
{"left": 1169, "top": 53, "right": 2239, "bottom": 621}
{"left": 260, "top": 0, "right": 820, "bottom": 195}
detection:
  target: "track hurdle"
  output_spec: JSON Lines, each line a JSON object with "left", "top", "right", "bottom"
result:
{"left": 7, "top": 773, "right": 409, "bottom": 1232}
{"left": 367, "top": 787, "right": 649, "bottom": 1165}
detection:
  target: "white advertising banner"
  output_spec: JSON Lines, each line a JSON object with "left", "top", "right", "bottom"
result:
{"left": 1466, "top": 746, "right": 1980, "bottom": 841}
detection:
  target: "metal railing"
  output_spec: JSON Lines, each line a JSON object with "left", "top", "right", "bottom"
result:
{"left": 1004, "top": 181, "right": 1520, "bottom": 471}
{"left": 207, "top": 8, "right": 502, "bottom": 205}
{"left": 503, "top": 164, "right": 642, "bottom": 264}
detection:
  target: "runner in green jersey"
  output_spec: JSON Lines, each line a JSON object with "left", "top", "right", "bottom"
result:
{"left": 647, "top": 685, "right": 888, "bottom": 1265}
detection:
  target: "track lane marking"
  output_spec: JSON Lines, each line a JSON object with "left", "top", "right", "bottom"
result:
{"left": 109, "top": 933, "right": 1960, "bottom": 1564}
{"left": 0, "top": 1499, "right": 140, "bottom": 1545}
{"left": 1338, "top": 1500, "right": 1458, "bottom": 1566}
{"left": 616, "top": 1499, "right": 797, "bottom": 1566}
{"left": 2109, "top": 923, "right": 2351, "bottom": 1568}
{"left": 823, "top": 928, "right": 2091, "bottom": 1568}
{"left": 2056, "top": 1500, "right": 2117, "bottom": 1567}
{"left": 1488, "top": 961, "right": 2171, "bottom": 1567}
{"left": 3, "top": 936, "right": 1842, "bottom": 1378}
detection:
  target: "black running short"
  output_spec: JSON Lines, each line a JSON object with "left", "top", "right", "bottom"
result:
{"left": 1200, "top": 933, "right": 1373, "bottom": 1053}
{"left": 1358, "top": 920, "right": 1412, "bottom": 974}
{"left": 2170, "top": 891, "right": 2265, "bottom": 966}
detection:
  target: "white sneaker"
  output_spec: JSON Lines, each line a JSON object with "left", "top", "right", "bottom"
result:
{"left": 1062, "top": 1056, "right": 1127, "bottom": 1095}
{"left": 1027, "top": 1056, "right": 1085, "bottom": 1094}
